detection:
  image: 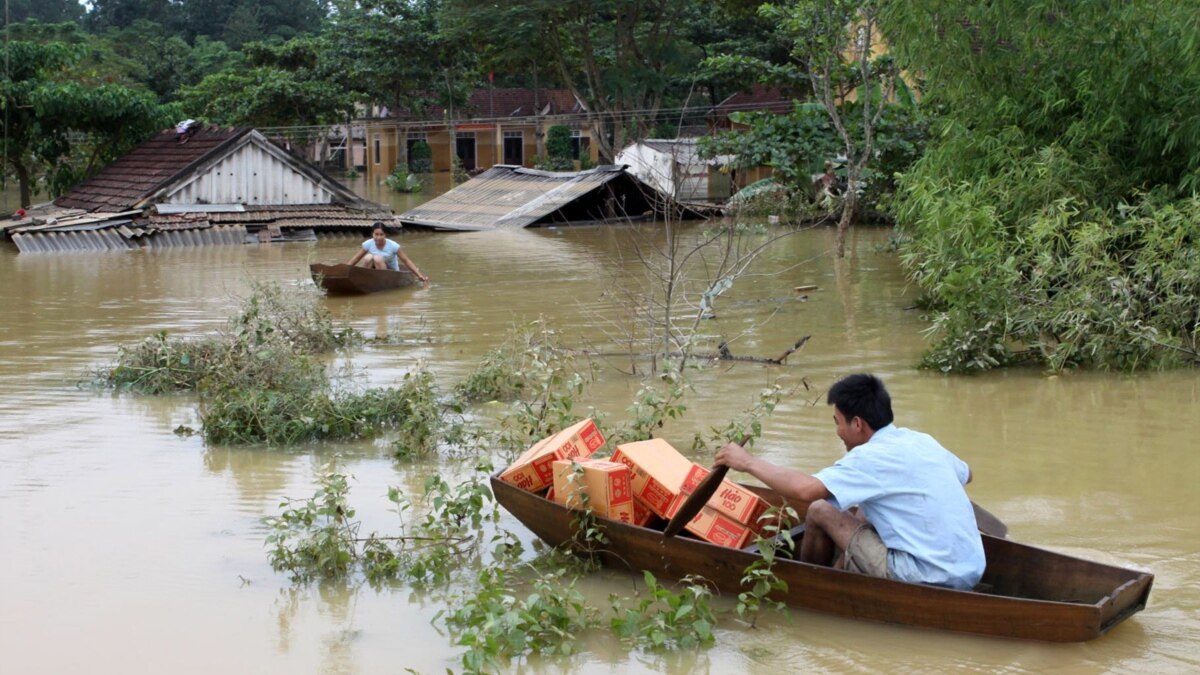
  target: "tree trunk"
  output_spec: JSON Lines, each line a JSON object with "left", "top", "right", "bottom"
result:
{"left": 13, "top": 160, "right": 31, "bottom": 209}
{"left": 835, "top": 177, "right": 858, "bottom": 258}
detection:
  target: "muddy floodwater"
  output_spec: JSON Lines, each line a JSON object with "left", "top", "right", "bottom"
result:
{"left": 1, "top": 195, "right": 1197, "bottom": 673}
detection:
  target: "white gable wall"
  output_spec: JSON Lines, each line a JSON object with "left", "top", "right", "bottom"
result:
{"left": 162, "top": 139, "right": 336, "bottom": 206}
{"left": 615, "top": 142, "right": 708, "bottom": 202}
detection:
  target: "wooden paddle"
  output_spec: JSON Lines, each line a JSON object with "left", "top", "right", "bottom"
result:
{"left": 971, "top": 501, "right": 1008, "bottom": 538}
{"left": 663, "top": 465, "right": 728, "bottom": 538}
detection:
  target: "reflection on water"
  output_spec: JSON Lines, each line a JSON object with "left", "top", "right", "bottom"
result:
{"left": 1, "top": 220, "right": 1197, "bottom": 673}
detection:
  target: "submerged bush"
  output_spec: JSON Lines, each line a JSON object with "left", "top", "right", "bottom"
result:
{"left": 265, "top": 467, "right": 359, "bottom": 582}
{"left": 98, "top": 281, "right": 359, "bottom": 393}
{"left": 200, "top": 384, "right": 417, "bottom": 445}
{"left": 384, "top": 163, "right": 422, "bottom": 193}
{"left": 609, "top": 571, "right": 716, "bottom": 650}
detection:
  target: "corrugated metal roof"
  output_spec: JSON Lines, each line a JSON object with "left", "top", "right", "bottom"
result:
{"left": 397, "top": 165, "right": 638, "bottom": 231}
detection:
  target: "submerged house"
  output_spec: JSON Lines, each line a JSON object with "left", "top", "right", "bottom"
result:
{"left": 614, "top": 139, "right": 736, "bottom": 203}
{"left": 397, "top": 164, "right": 718, "bottom": 232}
{"left": 363, "top": 88, "right": 594, "bottom": 184}
{"left": 2, "top": 127, "right": 391, "bottom": 253}
{"left": 398, "top": 165, "right": 649, "bottom": 231}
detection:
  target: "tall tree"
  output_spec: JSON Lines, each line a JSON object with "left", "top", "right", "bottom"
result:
{"left": 772, "top": 0, "right": 897, "bottom": 257}
{"left": 86, "top": 0, "right": 173, "bottom": 31}
{"left": 446, "top": 0, "right": 701, "bottom": 163}
{"left": 1, "top": 0, "right": 85, "bottom": 26}
{"left": 0, "top": 40, "right": 173, "bottom": 207}
{"left": 178, "top": 35, "right": 357, "bottom": 129}
{"left": 326, "top": 0, "right": 469, "bottom": 118}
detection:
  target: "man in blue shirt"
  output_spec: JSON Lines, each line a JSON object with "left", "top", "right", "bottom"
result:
{"left": 715, "top": 374, "right": 985, "bottom": 590}
{"left": 347, "top": 224, "right": 429, "bottom": 282}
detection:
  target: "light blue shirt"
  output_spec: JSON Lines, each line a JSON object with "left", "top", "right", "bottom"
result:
{"left": 361, "top": 239, "right": 402, "bottom": 270}
{"left": 814, "top": 424, "right": 985, "bottom": 590}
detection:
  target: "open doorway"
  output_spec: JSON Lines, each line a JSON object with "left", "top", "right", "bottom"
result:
{"left": 455, "top": 133, "right": 477, "bottom": 171}
{"left": 503, "top": 131, "right": 524, "bottom": 166}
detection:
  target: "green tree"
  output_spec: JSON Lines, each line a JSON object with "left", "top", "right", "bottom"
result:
{"left": 0, "top": 39, "right": 174, "bottom": 207}
{"left": 86, "top": 0, "right": 172, "bottom": 31}
{"left": 325, "top": 0, "right": 474, "bottom": 123}
{"left": 1, "top": 0, "right": 85, "bottom": 26}
{"left": 543, "top": 125, "right": 574, "bottom": 170}
{"left": 178, "top": 35, "right": 358, "bottom": 128}
{"left": 445, "top": 0, "right": 703, "bottom": 163}
{"left": 884, "top": 1, "right": 1200, "bottom": 371}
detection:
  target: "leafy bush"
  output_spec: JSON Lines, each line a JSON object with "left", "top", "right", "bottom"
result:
{"left": 609, "top": 571, "right": 716, "bottom": 650}
{"left": 408, "top": 140, "right": 432, "bottom": 173}
{"left": 444, "top": 566, "right": 597, "bottom": 673}
{"left": 199, "top": 384, "right": 418, "bottom": 445}
{"left": 384, "top": 163, "right": 422, "bottom": 193}
{"left": 537, "top": 125, "right": 575, "bottom": 171}
{"left": 264, "top": 468, "right": 359, "bottom": 582}
{"left": 98, "top": 281, "right": 359, "bottom": 393}
{"left": 887, "top": 1, "right": 1200, "bottom": 372}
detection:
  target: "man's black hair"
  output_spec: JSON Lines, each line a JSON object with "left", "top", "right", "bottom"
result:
{"left": 827, "top": 373, "right": 894, "bottom": 431}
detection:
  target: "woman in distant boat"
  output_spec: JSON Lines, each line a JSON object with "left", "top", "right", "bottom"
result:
{"left": 347, "top": 225, "right": 429, "bottom": 282}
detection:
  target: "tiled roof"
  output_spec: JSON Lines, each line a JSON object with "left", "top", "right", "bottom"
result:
{"left": 713, "top": 86, "right": 795, "bottom": 116}
{"left": 54, "top": 127, "right": 252, "bottom": 212}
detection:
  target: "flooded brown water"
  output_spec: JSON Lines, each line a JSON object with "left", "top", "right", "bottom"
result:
{"left": 1, "top": 184, "right": 1197, "bottom": 673}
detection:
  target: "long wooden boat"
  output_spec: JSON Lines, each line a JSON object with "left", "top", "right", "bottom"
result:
{"left": 492, "top": 473, "right": 1153, "bottom": 642}
{"left": 310, "top": 263, "right": 416, "bottom": 295}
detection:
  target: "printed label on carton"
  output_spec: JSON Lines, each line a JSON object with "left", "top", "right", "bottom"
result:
{"left": 679, "top": 463, "right": 770, "bottom": 527}
{"left": 500, "top": 418, "right": 606, "bottom": 492}
{"left": 684, "top": 505, "right": 754, "bottom": 549}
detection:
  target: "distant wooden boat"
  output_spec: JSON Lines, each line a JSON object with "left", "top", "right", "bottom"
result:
{"left": 310, "top": 263, "right": 416, "bottom": 295}
{"left": 491, "top": 474, "right": 1153, "bottom": 642}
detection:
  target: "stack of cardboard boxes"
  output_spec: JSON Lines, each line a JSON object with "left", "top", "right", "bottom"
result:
{"left": 611, "top": 438, "right": 771, "bottom": 548}
{"left": 499, "top": 419, "right": 773, "bottom": 549}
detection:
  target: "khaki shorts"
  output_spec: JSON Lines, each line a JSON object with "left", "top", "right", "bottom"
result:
{"left": 842, "top": 523, "right": 891, "bottom": 579}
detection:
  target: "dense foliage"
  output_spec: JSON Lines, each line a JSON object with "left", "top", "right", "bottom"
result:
{"left": 0, "top": 27, "right": 176, "bottom": 206}
{"left": 884, "top": 1, "right": 1200, "bottom": 371}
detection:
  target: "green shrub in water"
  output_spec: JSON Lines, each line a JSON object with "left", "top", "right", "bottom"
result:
{"left": 200, "top": 383, "right": 421, "bottom": 446}
{"left": 264, "top": 467, "right": 359, "bottom": 582}
{"left": 98, "top": 281, "right": 359, "bottom": 393}
{"left": 384, "top": 163, "right": 422, "bottom": 193}
{"left": 609, "top": 571, "right": 716, "bottom": 650}
{"left": 443, "top": 566, "right": 597, "bottom": 673}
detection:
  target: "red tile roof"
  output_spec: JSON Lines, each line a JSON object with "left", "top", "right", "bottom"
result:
{"left": 713, "top": 86, "right": 795, "bottom": 116}
{"left": 55, "top": 127, "right": 252, "bottom": 212}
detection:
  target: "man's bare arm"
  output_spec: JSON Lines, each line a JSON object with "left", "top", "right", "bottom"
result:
{"left": 714, "top": 442, "right": 832, "bottom": 503}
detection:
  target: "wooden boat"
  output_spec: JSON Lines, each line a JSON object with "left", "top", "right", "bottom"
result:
{"left": 310, "top": 263, "right": 416, "bottom": 295}
{"left": 491, "top": 473, "right": 1153, "bottom": 642}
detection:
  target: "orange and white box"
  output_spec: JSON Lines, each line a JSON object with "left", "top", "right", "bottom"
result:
{"left": 551, "top": 459, "right": 634, "bottom": 524}
{"left": 499, "top": 418, "right": 606, "bottom": 492}
{"left": 676, "top": 463, "right": 771, "bottom": 532}
{"left": 677, "top": 504, "right": 755, "bottom": 548}
{"left": 610, "top": 438, "right": 695, "bottom": 518}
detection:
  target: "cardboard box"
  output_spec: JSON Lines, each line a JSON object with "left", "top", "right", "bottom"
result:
{"left": 631, "top": 499, "right": 659, "bottom": 527}
{"left": 678, "top": 504, "right": 755, "bottom": 548}
{"left": 677, "top": 463, "right": 771, "bottom": 532}
{"left": 552, "top": 458, "right": 634, "bottom": 523}
{"left": 610, "top": 438, "right": 695, "bottom": 518}
{"left": 499, "top": 418, "right": 606, "bottom": 492}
